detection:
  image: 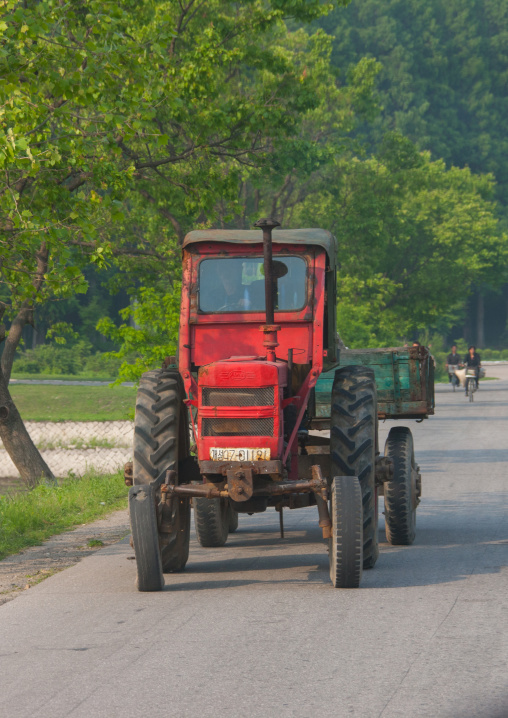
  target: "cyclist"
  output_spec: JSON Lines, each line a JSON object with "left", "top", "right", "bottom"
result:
{"left": 446, "top": 345, "right": 461, "bottom": 385}
{"left": 463, "top": 345, "right": 481, "bottom": 396}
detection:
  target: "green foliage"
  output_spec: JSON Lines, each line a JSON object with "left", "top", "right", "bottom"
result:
{"left": 0, "top": 471, "right": 128, "bottom": 559}
{"left": 3, "top": 0, "right": 506, "bottom": 371}
{"left": 97, "top": 286, "right": 181, "bottom": 381}
{"left": 319, "top": 0, "right": 508, "bottom": 209}
{"left": 290, "top": 133, "right": 508, "bottom": 346}
{"left": 1, "top": 0, "right": 348, "bottom": 349}
{"left": 12, "top": 340, "right": 92, "bottom": 375}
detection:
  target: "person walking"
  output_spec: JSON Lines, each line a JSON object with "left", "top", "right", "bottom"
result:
{"left": 463, "top": 345, "right": 481, "bottom": 395}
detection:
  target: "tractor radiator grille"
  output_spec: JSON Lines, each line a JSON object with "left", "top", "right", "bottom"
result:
{"left": 202, "top": 387, "right": 274, "bottom": 406}
{"left": 202, "top": 418, "right": 274, "bottom": 437}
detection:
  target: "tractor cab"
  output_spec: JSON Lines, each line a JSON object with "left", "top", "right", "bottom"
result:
{"left": 178, "top": 224, "right": 338, "bottom": 477}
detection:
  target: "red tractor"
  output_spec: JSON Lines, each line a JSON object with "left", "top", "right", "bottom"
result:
{"left": 128, "top": 220, "right": 433, "bottom": 590}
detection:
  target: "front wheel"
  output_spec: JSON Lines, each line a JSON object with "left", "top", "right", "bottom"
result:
{"left": 194, "top": 497, "right": 229, "bottom": 547}
{"left": 330, "top": 366, "right": 379, "bottom": 569}
{"left": 131, "top": 369, "right": 191, "bottom": 586}
{"left": 129, "top": 483, "right": 164, "bottom": 592}
{"left": 228, "top": 504, "right": 239, "bottom": 533}
{"left": 329, "top": 476, "right": 363, "bottom": 588}
{"left": 466, "top": 377, "right": 475, "bottom": 401}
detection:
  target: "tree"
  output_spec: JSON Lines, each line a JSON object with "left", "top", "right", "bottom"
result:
{"left": 0, "top": 0, "right": 349, "bottom": 483}
{"left": 97, "top": 22, "right": 381, "bottom": 379}
{"left": 319, "top": 0, "right": 508, "bottom": 212}
{"left": 290, "top": 134, "right": 508, "bottom": 346}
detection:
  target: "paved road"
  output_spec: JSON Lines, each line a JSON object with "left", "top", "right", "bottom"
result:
{"left": 1, "top": 377, "right": 507, "bottom": 718}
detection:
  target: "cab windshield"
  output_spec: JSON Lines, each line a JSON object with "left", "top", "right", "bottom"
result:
{"left": 199, "top": 256, "right": 306, "bottom": 313}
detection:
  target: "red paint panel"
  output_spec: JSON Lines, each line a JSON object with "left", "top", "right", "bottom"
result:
{"left": 192, "top": 322, "right": 313, "bottom": 366}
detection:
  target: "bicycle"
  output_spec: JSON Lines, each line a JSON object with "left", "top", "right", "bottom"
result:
{"left": 465, "top": 368, "right": 478, "bottom": 402}
{"left": 447, "top": 365, "right": 460, "bottom": 391}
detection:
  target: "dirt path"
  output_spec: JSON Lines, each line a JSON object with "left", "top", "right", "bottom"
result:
{"left": 0, "top": 508, "right": 130, "bottom": 606}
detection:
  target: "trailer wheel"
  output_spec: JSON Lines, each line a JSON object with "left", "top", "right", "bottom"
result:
{"left": 132, "top": 370, "right": 191, "bottom": 578}
{"left": 330, "top": 366, "right": 379, "bottom": 569}
{"left": 194, "top": 497, "right": 229, "bottom": 547}
{"left": 384, "top": 426, "right": 417, "bottom": 545}
{"left": 329, "top": 476, "right": 363, "bottom": 588}
{"left": 129, "top": 483, "right": 164, "bottom": 592}
{"left": 228, "top": 504, "right": 239, "bottom": 533}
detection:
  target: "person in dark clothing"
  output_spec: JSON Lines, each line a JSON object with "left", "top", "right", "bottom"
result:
{"left": 446, "top": 345, "right": 461, "bottom": 384}
{"left": 464, "top": 345, "right": 481, "bottom": 395}
{"left": 447, "top": 345, "right": 460, "bottom": 367}
{"left": 216, "top": 264, "right": 250, "bottom": 310}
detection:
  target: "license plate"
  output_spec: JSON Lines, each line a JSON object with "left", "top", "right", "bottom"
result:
{"left": 209, "top": 447, "right": 271, "bottom": 462}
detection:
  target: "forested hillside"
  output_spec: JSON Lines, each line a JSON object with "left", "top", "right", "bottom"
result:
{"left": 319, "top": 0, "right": 508, "bottom": 209}
{"left": 318, "top": 0, "right": 508, "bottom": 347}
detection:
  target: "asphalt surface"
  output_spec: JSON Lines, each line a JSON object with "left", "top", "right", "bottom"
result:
{"left": 1, "top": 376, "right": 507, "bottom": 718}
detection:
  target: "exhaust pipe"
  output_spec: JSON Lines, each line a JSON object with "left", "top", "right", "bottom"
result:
{"left": 254, "top": 217, "right": 281, "bottom": 362}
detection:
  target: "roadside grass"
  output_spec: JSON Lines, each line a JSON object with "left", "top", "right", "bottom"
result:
{"left": 0, "top": 471, "right": 129, "bottom": 560}
{"left": 10, "top": 384, "right": 136, "bottom": 422}
{"left": 11, "top": 372, "right": 120, "bottom": 382}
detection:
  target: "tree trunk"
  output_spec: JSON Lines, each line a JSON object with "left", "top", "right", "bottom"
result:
{"left": 476, "top": 292, "right": 485, "bottom": 348}
{"left": 1, "top": 303, "right": 31, "bottom": 385}
{"left": 0, "top": 367, "right": 55, "bottom": 488}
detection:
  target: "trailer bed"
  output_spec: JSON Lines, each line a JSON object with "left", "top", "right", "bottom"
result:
{"left": 312, "top": 346, "right": 434, "bottom": 426}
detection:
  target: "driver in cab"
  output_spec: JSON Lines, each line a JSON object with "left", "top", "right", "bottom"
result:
{"left": 215, "top": 260, "right": 288, "bottom": 312}
{"left": 217, "top": 263, "right": 250, "bottom": 310}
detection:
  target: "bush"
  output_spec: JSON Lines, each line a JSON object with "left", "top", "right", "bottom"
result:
{"left": 12, "top": 340, "right": 128, "bottom": 378}
{"left": 482, "top": 349, "right": 500, "bottom": 360}
{"left": 83, "top": 352, "right": 124, "bottom": 376}
{"left": 13, "top": 345, "right": 80, "bottom": 375}
{"left": 11, "top": 354, "right": 40, "bottom": 374}
{"left": 13, "top": 340, "right": 94, "bottom": 376}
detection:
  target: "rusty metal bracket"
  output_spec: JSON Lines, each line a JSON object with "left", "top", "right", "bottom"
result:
{"left": 165, "top": 473, "right": 329, "bottom": 501}
{"left": 124, "top": 461, "right": 133, "bottom": 487}
{"left": 165, "top": 482, "right": 227, "bottom": 499}
{"left": 226, "top": 468, "right": 254, "bottom": 502}
{"left": 157, "top": 470, "right": 178, "bottom": 533}
{"left": 375, "top": 455, "right": 394, "bottom": 484}
{"left": 199, "top": 460, "right": 282, "bottom": 476}
{"left": 311, "top": 465, "right": 332, "bottom": 539}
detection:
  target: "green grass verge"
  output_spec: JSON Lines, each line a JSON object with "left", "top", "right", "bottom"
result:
{"left": 0, "top": 471, "right": 129, "bottom": 560}
{"left": 10, "top": 384, "right": 136, "bottom": 422}
{"left": 11, "top": 372, "right": 121, "bottom": 382}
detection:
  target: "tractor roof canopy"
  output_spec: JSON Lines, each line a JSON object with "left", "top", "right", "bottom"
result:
{"left": 183, "top": 229, "right": 337, "bottom": 272}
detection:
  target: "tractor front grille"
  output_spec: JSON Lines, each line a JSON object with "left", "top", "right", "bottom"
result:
{"left": 202, "top": 418, "right": 274, "bottom": 437}
{"left": 202, "top": 387, "right": 274, "bottom": 407}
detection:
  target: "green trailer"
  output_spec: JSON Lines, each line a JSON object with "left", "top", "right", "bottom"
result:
{"left": 310, "top": 345, "right": 435, "bottom": 428}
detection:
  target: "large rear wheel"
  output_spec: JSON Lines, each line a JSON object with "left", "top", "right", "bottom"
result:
{"left": 131, "top": 370, "right": 191, "bottom": 584}
{"left": 329, "top": 476, "right": 363, "bottom": 588}
{"left": 330, "top": 366, "right": 379, "bottom": 569}
{"left": 384, "top": 426, "right": 418, "bottom": 545}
